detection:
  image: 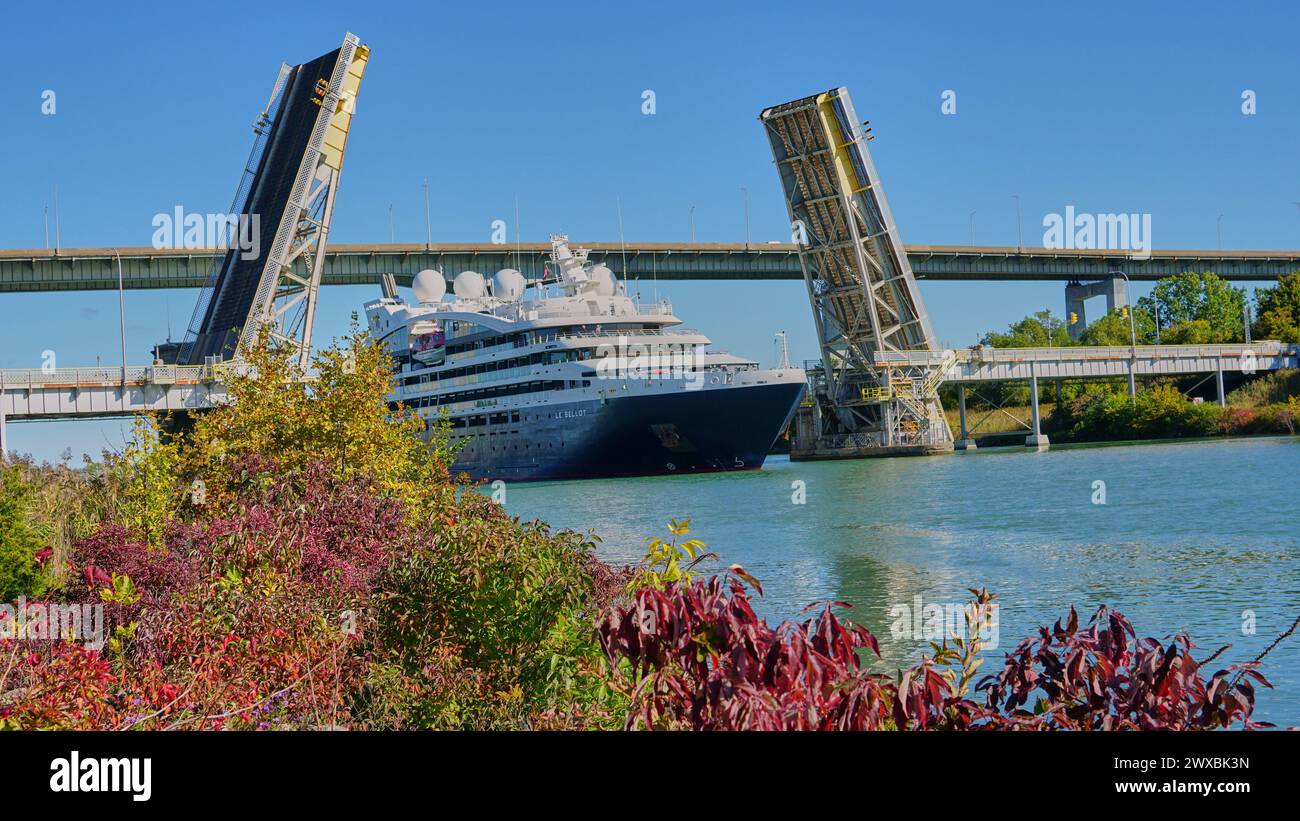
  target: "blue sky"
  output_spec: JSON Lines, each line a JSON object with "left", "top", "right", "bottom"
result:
{"left": 3, "top": 0, "right": 1298, "bottom": 461}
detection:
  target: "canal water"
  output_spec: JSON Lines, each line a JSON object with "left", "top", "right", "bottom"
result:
{"left": 504, "top": 435, "right": 1300, "bottom": 726}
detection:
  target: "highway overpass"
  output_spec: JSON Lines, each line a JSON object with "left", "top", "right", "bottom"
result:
{"left": 2, "top": 243, "right": 1298, "bottom": 293}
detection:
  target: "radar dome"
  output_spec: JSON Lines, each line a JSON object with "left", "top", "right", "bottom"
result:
{"left": 492, "top": 268, "right": 527, "bottom": 301}
{"left": 411, "top": 269, "right": 447, "bottom": 304}
{"left": 453, "top": 270, "right": 487, "bottom": 299}
{"left": 588, "top": 264, "right": 617, "bottom": 297}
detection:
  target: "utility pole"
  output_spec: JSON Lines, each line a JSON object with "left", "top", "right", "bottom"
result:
{"left": 114, "top": 249, "right": 127, "bottom": 386}
{"left": 1117, "top": 270, "right": 1136, "bottom": 404}
{"left": 740, "top": 187, "right": 751, "bottom": 248}
{"left": 423, "top": 178, "right": 432, "bottom": 248}
{"left": 53, "top": 185, "right": 61, "bottom": 253}
{"left": 1011, "top": 194, "right": 1022, "bottom": 251}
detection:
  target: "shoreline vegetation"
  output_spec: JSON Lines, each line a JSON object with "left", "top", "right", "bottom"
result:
{"left": 943, "top": 370, "right": 1299, "bottom": 447}
{"left": 1, "top": 325, "right": 1294, "bottom": 730}
{"left": 945, "top": 270, "right": 1300, "bottom": 447}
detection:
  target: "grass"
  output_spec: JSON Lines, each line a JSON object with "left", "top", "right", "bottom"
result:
{"left": 943, "top": 403, "right": 1057, "bottom": 438}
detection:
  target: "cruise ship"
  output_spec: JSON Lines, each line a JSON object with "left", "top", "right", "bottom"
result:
{"left": 364, "top": 235, "right": 806, "bottom": 481}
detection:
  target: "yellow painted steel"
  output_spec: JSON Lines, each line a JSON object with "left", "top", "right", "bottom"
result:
{"left": 320, "top": 43, "right": 370, "bottom": 171}
{"left": 815, "top": 92, "right": 867, "bottom": 194}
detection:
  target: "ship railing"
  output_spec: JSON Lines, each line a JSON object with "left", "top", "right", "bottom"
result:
{"left": 553, "top": 328, "right": 706, "bottom": 342}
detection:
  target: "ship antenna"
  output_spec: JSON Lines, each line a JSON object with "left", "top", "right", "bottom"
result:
{"left": 616, "top": 195, "right": 628, "bottom": 279}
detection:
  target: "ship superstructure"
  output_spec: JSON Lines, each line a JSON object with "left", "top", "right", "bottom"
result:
{"left": 364, "top": 235, "right": 805, "bottom": 480}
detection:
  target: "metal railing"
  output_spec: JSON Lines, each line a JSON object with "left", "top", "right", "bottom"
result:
{"left": 874, "top": 341, "right": 1291, "bottom": 368}
{"left": 0, "top": 362, "right": 261, "bottom": 390}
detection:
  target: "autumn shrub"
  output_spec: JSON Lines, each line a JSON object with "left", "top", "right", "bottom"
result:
{"left": 1255, "top": 401, "right": 1298, "bottom": 435}
{"left": 1, "top": 330, "right": 624, "bottom": 731}
{"left": 598, "top": 565, "right": 1274, "bottom": 731}
{"left": 365, "top": 489, "right": 625, "bottom": 729}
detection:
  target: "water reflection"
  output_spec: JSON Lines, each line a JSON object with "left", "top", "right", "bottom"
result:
{"left": 505, "top": 436, "right": 1300, "bottom": 724}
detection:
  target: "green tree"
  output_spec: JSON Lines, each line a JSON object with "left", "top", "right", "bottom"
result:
{"left": 185, "top": 322, "right": 457, "bottom": 517}
{"left": 1252, "top": 271, "right": 1300, "bottom": 343}
{"left": 1145, "top": 272, "right": 1246, "bottom": 343}
{"left": 980, "top": 309, "right": 1073, "bottom": 348}
{"left": 1078, "top": 306, "right": 1156, "bottom": 346}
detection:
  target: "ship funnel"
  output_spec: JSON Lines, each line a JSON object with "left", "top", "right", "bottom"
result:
{"left": 411, "top": 269, "right": 447, "bottom": 304}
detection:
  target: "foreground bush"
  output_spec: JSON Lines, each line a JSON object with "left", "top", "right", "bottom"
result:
{"left": 0, "top": 331, "right": 623, "bottom": 730}
{"left": 598, "top": 568, "right": 1275, "bottom": 730}
{"left": 1, "top": 329, "right": 1290, "bottom": 731}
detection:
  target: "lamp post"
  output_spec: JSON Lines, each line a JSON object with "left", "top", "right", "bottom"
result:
{"left": 969, "top": 210, "right": 976, "bottom": 245}
{"left": 423, "top": 178, "right": 432, "bottom": 249}
{"left": 1011, "top": 194, "right": 1022, "bottom": 251}
{"left": 740, "top": 187, "right": 751, "bottom": 248}
{"left": 689, "top": 205, "right": 696, "bottom": 242}
{"left": 1116, "top": 269, "right": 1136, "bottom": 404}
{"left": 1217, "top": 213, "right": 1223, "bottom": 250}
{"left": 113, "top": 249, "right": 127, "bottom": 386}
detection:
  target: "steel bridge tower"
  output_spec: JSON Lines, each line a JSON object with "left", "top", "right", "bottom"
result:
{"left": 759, "top": 88, "right": 953, "bottom": 456}
{"left": 168, "top": 33, "right": 370, "bottom": 369}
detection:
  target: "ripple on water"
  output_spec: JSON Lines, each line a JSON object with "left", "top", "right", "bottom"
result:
{"left": 505, "top": 437, "right": 1300, "bottom": 725}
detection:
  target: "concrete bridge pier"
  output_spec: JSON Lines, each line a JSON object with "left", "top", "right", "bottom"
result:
{"left": 1066, "top": 276, "right": 1129, "bottom": 341}
{"left": 0, "top": 394, "right": 7, "bottom": 456}
{"left": 1025, "top": 368, "right": 1050, "bottom": 450}
{"left": 954, "top": 384, "right": 977, "bottom": 450}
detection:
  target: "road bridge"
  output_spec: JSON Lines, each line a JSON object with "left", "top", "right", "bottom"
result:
{"left": 867, "top": 342, "right": 1298, "bottom": 450}
{"left": 0, "top": 364, "right": 231, "bottom": 454}
{"left": 3, "top": 244, "right": 1296, "bottom": 292}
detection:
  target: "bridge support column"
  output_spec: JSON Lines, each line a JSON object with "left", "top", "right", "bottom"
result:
{"left": 954, "top": 384, "right": 977, "bottom": 450}
{"left": 1025, "top": 370, "right": 1050, "bottom": 450}
{"left": 1216, "top": 363, "right": 1226, "bottom": 406}
{"left": 1065, "top": 277, "right": 1130, "bottom": 341}
{"left": 0, "top": 392, "right": 7, "bottom": 458}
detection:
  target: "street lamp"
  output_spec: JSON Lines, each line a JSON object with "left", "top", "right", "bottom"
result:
{"left": 969, "top": 210, "right": 977, "bottom": 245}
{"left": 1217, "top": 213, "right": 1223, "bottom": 250}
{"left": 689, "top": 205, "right": 696, "bottom": 242}
{"left": 112, "top": 249, "right": 127, "bottom": 386}
{"left": 1115, "top": 269, "right": 1136, "bottom": 404}
{"left": 1011, "top": 194, "right": 1023, "bottom": 251}
{"left": 740, "top": 187, "right": 751, "bottom": 248}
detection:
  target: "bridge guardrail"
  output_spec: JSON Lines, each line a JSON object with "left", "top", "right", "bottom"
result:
{"left": 874, "top": 342, "right": 1291, "bottom": 368}
{"left": 0, "top": 364, "right": 237, "bottom": 389}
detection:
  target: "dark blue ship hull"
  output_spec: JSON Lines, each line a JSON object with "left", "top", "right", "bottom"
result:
{"left": 447, "top": 381, "right": 804, "bottom": 481}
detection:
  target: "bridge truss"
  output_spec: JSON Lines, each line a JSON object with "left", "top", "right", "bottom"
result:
{"left": 173, "top": 33, "right": 369, "bottom": 368}
{"left": 760, "top": 88, "right": 953, "bottom": 455}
